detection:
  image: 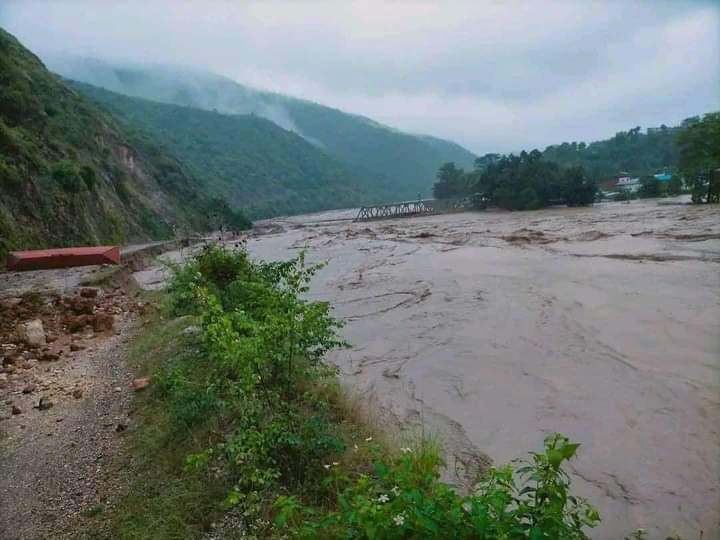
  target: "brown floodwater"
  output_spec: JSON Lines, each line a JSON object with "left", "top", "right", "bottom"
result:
{"left": 244, "top": 199, "right": 719, "bottom": 539}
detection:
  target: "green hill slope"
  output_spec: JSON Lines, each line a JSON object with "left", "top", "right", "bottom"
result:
{"left": 70, "top": 82, "right": 382, "bottom": 218}
{"left": 0, "top": 28, "right": 237, "bottom": 259}
{"left": 46, "top": 57, "right": 478, "bottom": 199}
{"left": 541, "top": 125, "right": 680, "bottom": 182}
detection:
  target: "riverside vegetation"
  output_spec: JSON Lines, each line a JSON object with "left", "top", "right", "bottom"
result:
{"left": 432, "top": 111, "right": 720, "bottom": 209}
{"left": 89, "top": 245, "right": 605, "bottom": 539}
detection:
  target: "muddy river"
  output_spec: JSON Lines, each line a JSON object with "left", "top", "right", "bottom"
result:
{"left": 239, "top": 199, "right": 719, "bottom": 539}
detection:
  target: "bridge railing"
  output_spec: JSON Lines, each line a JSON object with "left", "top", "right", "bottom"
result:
{"left": 354, "top": 196, "right": 479, "bottom": 222}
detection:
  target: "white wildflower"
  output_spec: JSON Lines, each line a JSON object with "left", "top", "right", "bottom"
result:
{"left": 462, "top": 502, "right": 472, "bottom": 513}
{"left": 377, "top": 494, "right": 389, "bottom": 503}
{"left": 393, "top": 514, "right": 406, "bottom": 526}
{"left": 400, "top": 447, "right": 412, "bottom": 454}
{"left": 323, "top": 464, "right": 331, "bottom": 470}
{"left": 365, "top": 436, "right": 373, "bottom": 442}
{"left": 391, "top": 485, "right": 400, "bottom": 496}
{"left": 332, "top": 461, "right": 340, "bottom": 467}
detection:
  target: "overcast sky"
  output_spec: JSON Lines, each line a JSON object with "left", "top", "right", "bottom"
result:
{"left": 1, "top": 1, "right": 718, "bottom": 154}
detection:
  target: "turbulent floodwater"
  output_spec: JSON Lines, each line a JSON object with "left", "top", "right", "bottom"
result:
{"left": 246, "top": 200, "right": 719, "bottom": 540}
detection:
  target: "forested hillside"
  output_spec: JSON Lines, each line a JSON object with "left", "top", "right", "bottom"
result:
{"left": 0, "top": 28, "right": 244, "bottom": 259}
{"left": 71, "top": 82, "right": 382, "bottom": 218}
{"left": 541, "top": 125, "right": 679, "bottom": 181}
{"left": 46, "top": 57, "right": 478, "bottom": 199}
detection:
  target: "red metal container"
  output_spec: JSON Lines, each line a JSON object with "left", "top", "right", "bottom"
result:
{"left": 7, "top": 246, "right": 121, "bottom": 271}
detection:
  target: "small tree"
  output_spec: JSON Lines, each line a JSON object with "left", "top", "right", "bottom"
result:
{"left": 638, "top": 176, "right": 660, "bottom": 198}
{"left": 676, "top": 112, "right": 720, "bottom": 203}
{"left": 432, "top": 162, "right": 466, "bottom": 199}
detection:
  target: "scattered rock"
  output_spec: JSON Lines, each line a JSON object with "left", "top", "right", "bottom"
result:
{"left": 131, "top": 377, "right": 151, "bottom": 391}
{"left": 182, "top": 325, "right": 201, "bottom": 336}
{"left": 40, "top": 352, "right": 60, "bottom": 362}
{"left": 66, "top": 296, "right": 95, "bottom": 315}
{"left": 92, "top": 313, "right": 114, "bottom": 332}
{"left": 70, "top": 342, "right": 85, "bottom": 352}
{"left": 11, "top": 404, "right": 21, "bottom": 415}
{"left": 115, "top": 422, "right": 127, "bottom": 432}
{"left": 65, "top": 315, "right": 89, "bottom": 333}
{"left": 18, "top": 319, "right": 46, "bottom": 348}
{"left": 2, "top": 355, "right": 16, "bottom": 366}
{"left": 72, "top": 388, "right": 83, "bottom": 399}
{"left": 37, "top": 397, "right": 53, "bottom": 411}
{"left": 46, "top": 334, "right": 58, "bottom": 343}
{"left": 22, "top": 383, "right": 37, "bottom": 394}
{"left": 79, "top": 287, "right": 99, "bottom": 298}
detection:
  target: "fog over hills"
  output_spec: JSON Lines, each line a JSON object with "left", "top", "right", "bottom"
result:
{"left": 49, "top": 55, "right": 478, "bottom": 200}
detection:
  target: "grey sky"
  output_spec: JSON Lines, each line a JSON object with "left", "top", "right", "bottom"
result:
{"left": 1, "top": 0, "right": 718, "bottom": 154}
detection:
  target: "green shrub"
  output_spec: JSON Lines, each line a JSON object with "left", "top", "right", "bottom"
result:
{"left": 0, "top": 159, "right": 22, "bottom": 188}
{"left": 276, "top": 434, "right": 599, "bottom": 539}
{"left": 80, "top": 164, "right": 96, "bottom": 190}
{"left": 51, "top": 159, "right": 84, "bottom": 193}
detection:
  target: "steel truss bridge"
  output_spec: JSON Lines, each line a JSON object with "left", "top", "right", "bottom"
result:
{"left": 354, "top": 197, "right": 476, "bottom": 222}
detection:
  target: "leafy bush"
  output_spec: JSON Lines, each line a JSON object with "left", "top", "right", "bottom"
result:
{"left": 0, "top": 159, "right": 22, "bottom": 188}
{"left": 157, "top": 246, "right": 601, "bottom": 538}
{"left": 80, "top": 164, "right": 97, "bottom": 190}
{"left": 51, "top": 159, "right": 85, "bottom": 193}
{"left": 276, "top": 434, "right": 599, "bottom": 539}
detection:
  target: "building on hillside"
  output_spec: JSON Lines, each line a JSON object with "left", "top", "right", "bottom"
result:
{"left": 615, "top": 172, "right": 641, "bottom": 193}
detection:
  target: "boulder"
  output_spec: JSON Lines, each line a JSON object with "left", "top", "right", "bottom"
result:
{"left": 182, "top": 325, "right": 201, "bottom": 336}
{"left": 18, "top": 319, "right": 46, "bottom": 347}
{"left": 65, "top": 315, "right": 89, "bottom": 333}
{"left": 92, "top": 313, "right": 114, "bottom": 332}
{"left": 37, "top": 397, "right": 53, "bottom": 411}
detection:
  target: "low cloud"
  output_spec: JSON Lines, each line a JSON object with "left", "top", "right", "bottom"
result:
{"left": 2, "top": 0, "right": 718, "bottom": 153}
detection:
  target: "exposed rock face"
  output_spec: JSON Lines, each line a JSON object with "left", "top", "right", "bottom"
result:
{"left": 19, "top": 319, "right": 46, "bottom": 348}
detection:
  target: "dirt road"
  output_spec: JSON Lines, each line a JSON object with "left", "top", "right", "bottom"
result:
{"left": 0, "top": 246, "right": 161, "bottom": 539}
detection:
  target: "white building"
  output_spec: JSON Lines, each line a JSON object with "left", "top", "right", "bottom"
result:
{"left": 616, "top": 172, "right": 641, "bottom": 193}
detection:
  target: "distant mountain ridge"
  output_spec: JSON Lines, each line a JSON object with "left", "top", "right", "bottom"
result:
{"left": 45, "top": 56, "right": 478, "bottom": 200}
{"left": 71, "top": 81, "right": 385, "bottom": 218}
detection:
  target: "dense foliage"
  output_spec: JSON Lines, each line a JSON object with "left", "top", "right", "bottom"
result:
{"left": 0, "top": 27, "right": 243, "bottom": 259}
{"left": 72, "top": 82, "right": 382, "bottom": 218}
{"left": 433, "top": 152, "right": 597, "bottom": 210}
{"left": 676, "top": 112, "right": 720, "bottom": 203}
{"left": 541, "top": 125, "right": 679, "bottom": 181}
{"left": 51, "top": 58, "right": 478, "bottom": 201}
{"left": 99, "top": 245, "right": 601, "bottom": 538}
